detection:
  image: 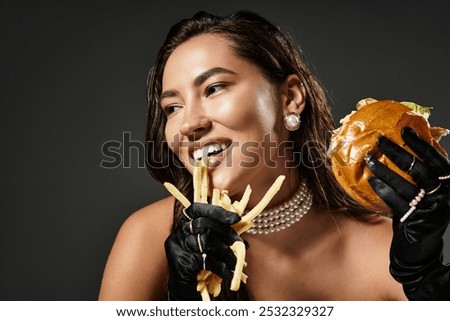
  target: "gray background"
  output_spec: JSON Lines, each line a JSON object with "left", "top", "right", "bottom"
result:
{"left": 1, "top": 0, "right": 449, "bottom": 300}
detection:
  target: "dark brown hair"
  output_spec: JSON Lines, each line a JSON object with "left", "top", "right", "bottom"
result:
{"left": 145, "top": 11, "right": 369, "bottom": 300}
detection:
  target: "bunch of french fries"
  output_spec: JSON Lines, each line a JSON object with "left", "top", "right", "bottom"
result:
{"left": 164, "top": 159, "right": 285, "bottom": 300}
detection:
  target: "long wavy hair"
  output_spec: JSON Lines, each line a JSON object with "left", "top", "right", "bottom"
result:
{"left": 145, "top": 11, "right": 370, "bottom": 300}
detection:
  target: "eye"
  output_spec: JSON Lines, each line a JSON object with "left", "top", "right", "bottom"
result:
{"left": 162, "top": 104, "right": 182, "bottom": 117}
{"left": 205, "top": 83, "right": 227, "bottom": 97}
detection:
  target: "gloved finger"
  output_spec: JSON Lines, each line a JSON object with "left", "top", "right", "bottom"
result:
{"left": 167, "top": 222, "right": 190, "bottom": 249}
{"left": 185, "top": 203, "right": 241, "bottom": 225}
{"left": 185, "top": 233, "right": 209, "bottom": 253}
{"left": 202, "top": 232, "right": 244, "bottom": 253}
{"left": 203, "top": 228, "right": 245, "bottom": 251}
{"left": 185, "top": 233, "right": 239, "bottom": 254}
{"left": 368, "top": 176, "right": 410, "bottom": 217}
{"left": 206, "top": 256, "right": 235, "bottom": 280}
{"left": 377, "top": 136, "right": 440, "bottom": 192}
{"left": 402, "top": 127, "right": 450, "bottom": 177}
{"left": 164, "top": 232, "right": 183, "bottom": 256}
{"left": 186, "top": 238, "right": 238, "bottom": 279}
{"left": 181, "top": 217, "right": 225, "bottom": 236}
{"left": 165, "top": 234, "right": 203, "bottom": 280}
{"left": 365, "top": 155, "right": 418, "bottom": 201}
{"left": 187, "top": 217, "right": 235, "bottom": 237}
{"left": 210, "top": 248, "right": 238, "bottom": 271}
{"left": 183, "top": 217, "right": 245, "bottom": 245}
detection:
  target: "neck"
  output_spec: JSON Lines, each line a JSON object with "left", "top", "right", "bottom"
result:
{"left": 245, "top": 166, "right": 300, "bottom": 210}
{"left": 246, "top": 177, "right": 313, "bottom": 235}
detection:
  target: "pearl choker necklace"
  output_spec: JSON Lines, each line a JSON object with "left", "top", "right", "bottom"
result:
{"left": 246, "top": 180, "right": 313, "bottom": 235}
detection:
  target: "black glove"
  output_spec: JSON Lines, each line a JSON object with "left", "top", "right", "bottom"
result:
{"left": 164, "top": 203, "right": 244, "bottom": 300}
{"left": 366, "top": 126, "right": 450, "bottom": 300}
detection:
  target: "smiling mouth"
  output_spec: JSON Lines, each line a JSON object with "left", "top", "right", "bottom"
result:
{"left": 192, "top": 141, "right": 232, "bottom": 161}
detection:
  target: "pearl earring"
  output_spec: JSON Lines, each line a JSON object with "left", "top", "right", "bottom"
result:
{"left": 284, "top": 112, "right": 301, "bottom": 131}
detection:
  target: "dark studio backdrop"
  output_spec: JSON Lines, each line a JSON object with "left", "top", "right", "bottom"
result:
{"left": 1, "top": 0, "right": 449, "bottom": 300}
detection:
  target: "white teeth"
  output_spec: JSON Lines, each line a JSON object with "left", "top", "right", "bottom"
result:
{"left": 207, "top": 143, "right": 223, "bottom": 154}
{"left": 193, "top": 143, "right": 226, "bottom": 160}
{"left": 193, "top": 149, "right": 204, "bottom": 161}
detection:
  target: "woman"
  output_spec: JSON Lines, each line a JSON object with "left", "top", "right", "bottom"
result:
{"left": 99, "top": 11, "right": 450, "bottom": 300}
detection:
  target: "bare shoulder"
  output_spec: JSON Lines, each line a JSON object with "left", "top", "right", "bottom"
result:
{"left": 336, "top": 212, "right": 393, "bottom": 245}
{"left": 331, "top": 212, "right": 407, "bottom": 300}
{"left": 121, "top": 196, "right": 175, "bottom": 234}
{"left": 98, "top": 196, "right": 175, "bottom": 300}
{"left": 335, "top": 213, "right": 393, "bottom": 269}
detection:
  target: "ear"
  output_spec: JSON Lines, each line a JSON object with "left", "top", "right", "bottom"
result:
{"left": 280, "top": 74, "right": 306, "bottom": 115}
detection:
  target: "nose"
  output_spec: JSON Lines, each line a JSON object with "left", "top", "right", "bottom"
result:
{"left": 179, "top": 106, "right": 212, "bottom": 139}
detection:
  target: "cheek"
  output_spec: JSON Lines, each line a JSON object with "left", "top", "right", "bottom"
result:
{"left": 251, "top": 81, "right": 281, "bottom": 130}
{"left": 164, "top": 121, "right": 181, "bottom": 156}
{"left": 247, "top": 94, "right": 283, "bottom": 140}
{"left": 220, "top": 84, "right": 280, "bottom": 133}
{"left": 255, "top": 94, "right": 280, "bottom": 131}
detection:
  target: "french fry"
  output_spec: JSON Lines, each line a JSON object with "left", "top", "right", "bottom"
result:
{"left": 200, "top": 158, "right": 209, "bottom": 203}
{"left": 242, "top": 175, "right": 285, "bottom": 223}
{"left": 212, "top": 188, "right": 220, "bottom": 206}
{"left": 240, "top": 272, "right": 248, "bottom": 283}
{"left": 163, "top": 182, "right": 191, "bottom": 208}
{"left": 163, "top": 158, "right": 285, "bottom": 300}
{"left": 219, "top": 191, "right": 233, "bottom": 211}
{"left": 233, "top": 175, "right": 285, "bottom": 235}
{"left": 230, "top": 241, "right": 246, "bottom": 291}
{"left": 193, "top": 161, "right": 201, "bottom": 202}
{"left": 199, "top": 285, "right": 210, "bottom": 301}
{"left": 208, "top": 280, "right": 222, "bottom": 298}
{"left": 197, "top": 270, "right": 212, "bottom": 301}
{"left": 233, "top": 185, "right": 252, "bottom": 215}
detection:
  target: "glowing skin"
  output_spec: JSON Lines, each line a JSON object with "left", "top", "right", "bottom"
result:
{"left": 161, "top": 34, "right": 303, "bottom": 207}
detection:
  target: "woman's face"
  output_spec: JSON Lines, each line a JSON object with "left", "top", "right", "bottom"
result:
{"left": 161, "top": 34, "right": 293, "bottom": 199}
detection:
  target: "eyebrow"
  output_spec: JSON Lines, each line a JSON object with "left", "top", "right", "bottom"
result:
{"left": 193, "top": 67, "right": 236, "bottom": 87}
{"left": 160, "top": 67, "right": 237, "bottom": 101}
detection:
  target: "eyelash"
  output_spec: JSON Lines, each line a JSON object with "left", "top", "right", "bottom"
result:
{"left": 162, "top": 104, "right": 181, "bottom": 116}
{"left": 162, "top": 82, "right": 229, "bottom": 116}
{"left": 205, "top": 83, "right": 227, "bottom": 97}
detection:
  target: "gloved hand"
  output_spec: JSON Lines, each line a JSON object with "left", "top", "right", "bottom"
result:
{"left": 366, "top": 126, "right": 450, "bottom": 300}
{"left": 164, "top": 203, "right": 244, "bottom": 300}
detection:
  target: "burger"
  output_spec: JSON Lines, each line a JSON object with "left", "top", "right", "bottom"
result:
{"left": 328, "top": 98, "right": 449, "bottom": 213}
